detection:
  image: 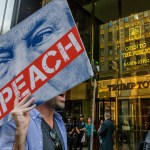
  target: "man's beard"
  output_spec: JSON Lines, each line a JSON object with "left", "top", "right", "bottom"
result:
{"left": 47, "top": 100, "right": 65, "bottom": 111}
{"left": 54, "top": 103, "right": 65, "bottom": 111}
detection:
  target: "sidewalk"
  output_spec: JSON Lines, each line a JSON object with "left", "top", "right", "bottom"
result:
{"left": 82, "top": 147, "right": 88, "bottom": 150}
{"left": 74, "top": 147, "right": 88, "bottom": 150}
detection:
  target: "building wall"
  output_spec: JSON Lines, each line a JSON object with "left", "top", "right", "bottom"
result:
{"left": 99, "top": 10, "right": 150, "bottom": 80}
{"left": 98, "top": 10, "right": 150, "bottom": 150}
{"left": 0, "top": 0, "right": 15, "bottom": 34}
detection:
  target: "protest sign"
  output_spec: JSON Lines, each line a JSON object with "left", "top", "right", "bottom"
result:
{"left": 0, "top": 0, "right": 93, "bottom": 125}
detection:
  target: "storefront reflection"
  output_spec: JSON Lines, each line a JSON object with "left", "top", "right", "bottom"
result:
{"left": 118, "top": 98, "right": 150, "bottom": 150}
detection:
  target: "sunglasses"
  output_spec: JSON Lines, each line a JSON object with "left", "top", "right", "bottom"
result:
{"left": 49, "top": 129, "right": 62, "bottom": 150}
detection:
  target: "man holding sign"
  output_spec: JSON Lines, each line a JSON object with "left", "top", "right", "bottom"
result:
{"left": 7, "top": 92, "right": 67, "bottom": 150}
{"left": 0, "top": 0, "right": 93, "bottom": 149}
{"left": 0, "top": 0, "right": 93, "bottom": 125}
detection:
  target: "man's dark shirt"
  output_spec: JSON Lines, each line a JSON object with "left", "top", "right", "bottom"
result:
{"left": 41, "top": 118, "right": 65, "bottom": 150}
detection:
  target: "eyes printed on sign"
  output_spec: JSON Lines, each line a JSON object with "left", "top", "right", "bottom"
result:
{"left": 0, "top": 47, "right": 13, "bottom": 77}
{"left": 30, "top": 27, "right": 55, "bottom": 48}
{"left": 26, "top": 13, "right": 63, "bottom": 49}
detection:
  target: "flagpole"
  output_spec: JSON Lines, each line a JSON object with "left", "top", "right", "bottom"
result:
{"left": 90, "top": 0, "right": 96, "bottom": 149}
{"left": 90, "top": 78, "right": 97, "bottom": 150}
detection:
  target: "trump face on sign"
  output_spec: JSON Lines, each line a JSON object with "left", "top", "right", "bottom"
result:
{"left": 0, "top": 0, "right": 93, "bottom": 123}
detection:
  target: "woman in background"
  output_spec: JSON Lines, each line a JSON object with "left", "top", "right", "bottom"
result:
{"left": 97, "top": 118, "right": 104, "bottom": 150}
{"left": 85, "top": 117, "right": 96, "bottom": 150}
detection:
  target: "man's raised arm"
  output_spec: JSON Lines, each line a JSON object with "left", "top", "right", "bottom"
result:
{"left": 11, "top": 93, "right": 36, "bottom": 150}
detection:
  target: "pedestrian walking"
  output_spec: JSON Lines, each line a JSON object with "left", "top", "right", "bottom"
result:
{"left": 97, "top": 111, "right": 114, "bottom": 150}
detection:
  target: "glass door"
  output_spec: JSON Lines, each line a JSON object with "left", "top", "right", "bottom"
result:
{"left": 140, "top": 98, "right": 150, "bottom": 141}
{"left": 98, "top": 98, "right": 116, "bottom": 123}
{"left": 118, "top": 99, "right": 141, "bottom": 150}
{"left": 97, "top": 98, "right": 150, "bottom": 150}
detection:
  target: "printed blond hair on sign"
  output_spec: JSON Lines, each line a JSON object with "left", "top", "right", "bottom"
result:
{"left": 0, "top": 0, "right": 93, "bottom": 125}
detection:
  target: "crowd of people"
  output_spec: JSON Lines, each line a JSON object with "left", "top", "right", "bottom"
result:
{"left": 1, "top": 91, "right": 150, "bottom": 150}
{"left": 65, "top": 111, "right": 150, "bottom": 150}
{"left": 65, "top": 111, "right": 115, "bottom": 150}
{"left": 0, "top": 88, "right": 115, "bottom": 150}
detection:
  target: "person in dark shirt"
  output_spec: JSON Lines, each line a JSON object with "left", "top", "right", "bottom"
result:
{"left": 74, "top": 114, "right": 86, "bottom": 150}
{"left": 97, "top": 111, "right": 114, "bottom": 150}
{"left": 0, "top": 92, "right": 67, "bottom": 150}
{"left": 65, "top": 117, "right": 75, "bottom": 150}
